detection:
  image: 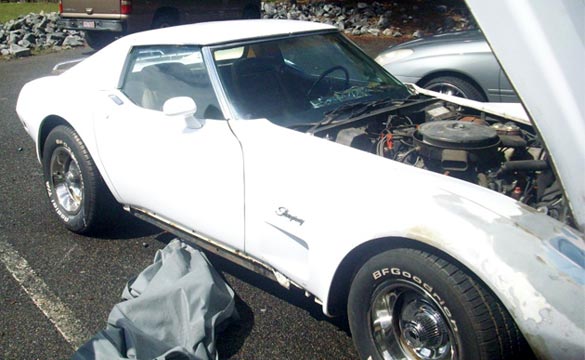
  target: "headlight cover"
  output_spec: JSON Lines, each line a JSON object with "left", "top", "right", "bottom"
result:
{"left": 375, "top": 49, "right": 414, "bottom": 66}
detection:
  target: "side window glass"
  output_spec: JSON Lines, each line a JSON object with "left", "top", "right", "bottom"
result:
{"left": 121, "top": 45, "right": 225, "bottom": 120}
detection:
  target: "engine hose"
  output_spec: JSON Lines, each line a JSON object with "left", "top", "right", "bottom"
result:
{"left": 499, "top": 160, "right": 549, "bottom": 173}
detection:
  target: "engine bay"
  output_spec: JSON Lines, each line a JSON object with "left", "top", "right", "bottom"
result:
{"left": 310, "top": 97, "right": 572, "bottom": 225}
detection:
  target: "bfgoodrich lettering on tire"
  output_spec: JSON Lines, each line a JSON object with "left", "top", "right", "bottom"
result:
{"left": 347, "top": 248, "right": 532, "bottom": 360}
{"left": 42, "top": 125, "right": 116, "bottom": 234}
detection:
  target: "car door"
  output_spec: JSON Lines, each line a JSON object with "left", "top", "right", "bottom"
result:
{"left": 94, "top": 45, "right": 245, "bottom": 251}
{"left": 498, "top": 69, "right": 519, "bottom": 102}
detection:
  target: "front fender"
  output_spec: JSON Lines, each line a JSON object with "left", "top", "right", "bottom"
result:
{"left": 317, "top": 188, "right": 583, "bottom": 360}
{"left": 229, "top": 118, "right": 582, "bottom": 359}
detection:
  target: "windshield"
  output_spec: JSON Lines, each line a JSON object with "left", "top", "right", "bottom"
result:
{"left": 212, "top": 32, "right": 411, "bottom": 126}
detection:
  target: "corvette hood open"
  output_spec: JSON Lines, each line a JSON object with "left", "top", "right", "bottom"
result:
{"left": 465, "top": 0, "right": 585, "bottom": 232}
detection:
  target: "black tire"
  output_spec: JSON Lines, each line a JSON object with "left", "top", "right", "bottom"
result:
{"left": 421, "top": 76, "right": 487, "bottom": 102}
{"left": 242, "top": 5, "right": 261, "bottom": 19}
{"left": 84, "top": 31, "right": 116, "bottom": 50}
{"left": 348, "top": 248, "right": 531, "bottom": 360}
{"left": 151, "top": 13, "right": 179, "bottom": 29}
{"left": 42, "top": 125, "right": 117, "bottom": 235}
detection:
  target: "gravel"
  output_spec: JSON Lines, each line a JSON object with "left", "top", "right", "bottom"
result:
{"left": 1, "top": 1, "right": 476, "bottom": 59}
{"left": 0, "top": 11, "right": 85, "bottom": 59}
{"left": 262, "top": 1, "right": 476, "bottom": 39}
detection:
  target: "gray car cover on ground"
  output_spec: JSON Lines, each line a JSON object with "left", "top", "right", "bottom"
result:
{"left": 72, "top": 239, "right": 237, "bottom": 360}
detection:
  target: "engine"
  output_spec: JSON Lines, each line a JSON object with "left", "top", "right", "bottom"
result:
{"left": 329, "top": 101, "right": 571, "bottom": 224}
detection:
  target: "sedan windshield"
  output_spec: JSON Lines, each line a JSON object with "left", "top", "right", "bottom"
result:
{"left": 212, "top": 32, "right": 411, "bottom": 126}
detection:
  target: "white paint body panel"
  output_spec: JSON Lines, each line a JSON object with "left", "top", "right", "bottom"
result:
{"left": 94, "top": 92, "right": 245, "bottom": 250}
{"left": 231, "top": 118, "right": 584, "bottom": 359}
{"left": 15, "top": 20, "right": 585, "bottom": 360}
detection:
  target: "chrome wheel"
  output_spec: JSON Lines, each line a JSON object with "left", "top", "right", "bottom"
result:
{"left": 349, "top": 249, "right": 528, "bottom": 360}
{"left": 49, "top": 146, "right": 84, "bottom": 213}
{"left": 43, "top": 125, "right": 117, "bottom": 234}
{"left": 425, "top": 83, "right": 468, "bottom": 99}
{"left": 370, "top": 282, "right": 457, "bottom": 360}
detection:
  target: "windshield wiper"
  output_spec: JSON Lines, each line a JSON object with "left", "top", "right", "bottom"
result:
{"left": 326, "top": 98, "right": 400, "bottom": 120}
{"left": 304, "top": 99, "right": 398, "bottom": 134}
{"left": 307, "top": 96, "right": 438, "bottom": 135}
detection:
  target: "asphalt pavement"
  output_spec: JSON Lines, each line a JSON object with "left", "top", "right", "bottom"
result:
{"left": 0, "top": 48, "right": 362, "bottom": 359}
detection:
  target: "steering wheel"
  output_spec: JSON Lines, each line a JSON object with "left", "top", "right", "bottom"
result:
{"left": 307, "top": 65, "right": 350, "bottom": 99}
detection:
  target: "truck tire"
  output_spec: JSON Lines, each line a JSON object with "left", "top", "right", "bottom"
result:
{"left": 242, "top": 5, "right": 261, "bottom": 19}
{"left": 347, "top": 248, "right": 532, "bottom": 360}
{"left": 85, "top": 31, "right": 117, "bottom": 50}
{"left": 42, "top": 125, "right": 118, "bottom": 235}
{"left": 152, "top": 13, "right": 179, "bottom": 29}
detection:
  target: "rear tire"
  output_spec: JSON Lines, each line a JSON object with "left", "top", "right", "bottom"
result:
{"left": 421, "top": 76, "right": 487, "bottom": 102}
{"left": 348, "top": 248, "right": 532, "bottom": 360}
{"left": 242, "top": 5, "right": 261, "bottom": 19}
{"left": 152, "top": 13, "right": 179, "bottom": 29}
{"left": 84, "top": 31, "right": 116, "bottom": 50}
{"left": 42, "top": 125, "right": 118, "bottom": 235}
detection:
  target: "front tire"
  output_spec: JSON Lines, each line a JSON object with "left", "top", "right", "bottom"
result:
{"left": 42, "top": 125, "right": 116, "bottom": 234}
{"left": 348, "top": 248, "right": 531, "bottom": 360}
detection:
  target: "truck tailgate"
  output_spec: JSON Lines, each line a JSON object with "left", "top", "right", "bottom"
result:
{"left": 61, "top": 0, "right": 121, "bottom": 18}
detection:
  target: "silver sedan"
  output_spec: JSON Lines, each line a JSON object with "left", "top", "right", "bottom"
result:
{"left": 376, "top": 30, "right": 519, "bottom": 102}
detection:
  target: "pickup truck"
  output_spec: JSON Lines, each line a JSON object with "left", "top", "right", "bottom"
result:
{"left": 57, "top": 0, "right": 261, "bottom": 49}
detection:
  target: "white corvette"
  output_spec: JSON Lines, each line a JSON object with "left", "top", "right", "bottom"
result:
{"left": 16, "top": 7, "right": 584, "bottom": 360}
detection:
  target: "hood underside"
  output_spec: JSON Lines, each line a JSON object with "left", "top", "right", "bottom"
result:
{"left": 411, "top": 84, "right": 530, "bottom": 126}
{"left": 465, "top": 0, "right": 585, "bottom": 232}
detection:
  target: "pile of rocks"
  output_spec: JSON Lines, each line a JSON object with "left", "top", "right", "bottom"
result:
{"left": 0, "top": 11, "right": 84, "bottom": 58}
{"left": 0, "top": 1, "right": 475, "bottom": 59}
{"left": 262, "top": 1, "right": 476, "bottom": 38}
